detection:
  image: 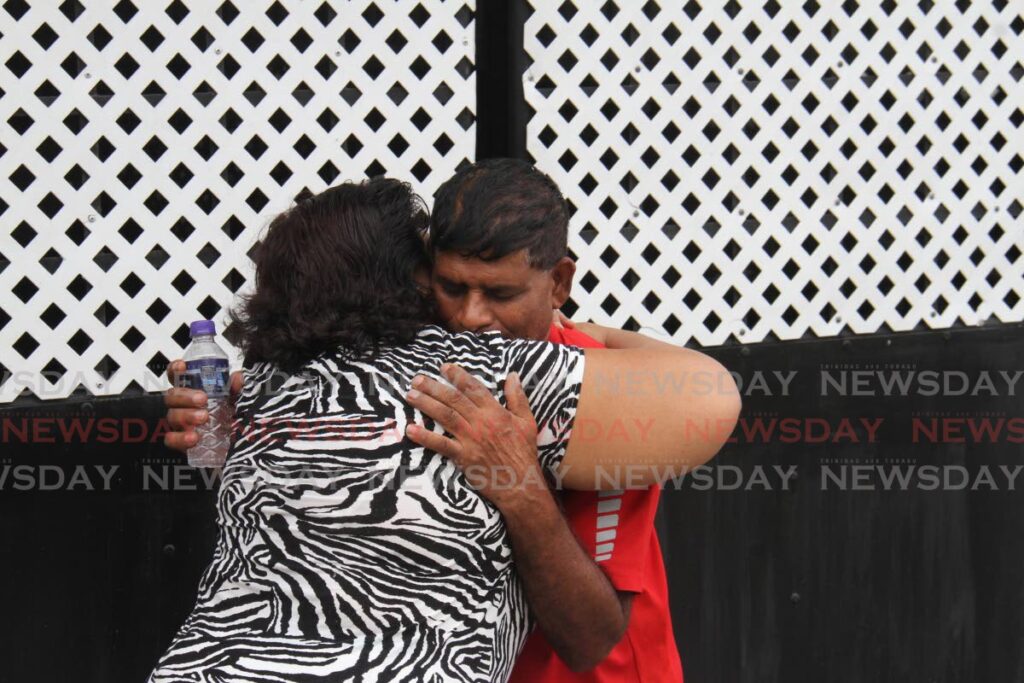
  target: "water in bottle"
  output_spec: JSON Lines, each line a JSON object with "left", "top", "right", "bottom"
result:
{"left": 180, "top": 320, "right": 232, "bottom": 468}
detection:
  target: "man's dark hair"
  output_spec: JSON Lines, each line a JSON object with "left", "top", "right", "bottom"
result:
{"left": 229, "top": 178, "right": 435, "bottom": 372}
{"left": 429, "top": 158, "right": 569, "bottom": 269}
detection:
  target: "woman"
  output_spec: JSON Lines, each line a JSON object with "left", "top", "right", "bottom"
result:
{"left": 150, "top": 178, "right": 739, "bottom": 682}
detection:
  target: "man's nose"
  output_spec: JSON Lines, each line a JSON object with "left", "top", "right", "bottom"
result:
{"left": 458, "top": 292, "right": 494, "bottom": 332}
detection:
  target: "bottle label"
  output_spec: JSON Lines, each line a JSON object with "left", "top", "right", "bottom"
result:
{"left": 180, "top": 358, "right": 230, "bottom": 398}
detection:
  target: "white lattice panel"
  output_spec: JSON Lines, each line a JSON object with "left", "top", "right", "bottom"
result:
{"left": 0, "top": 0, "right": 475, "bottom": 402}
{"left": 526, "top": 0, "right": 1024, "bottom": 345}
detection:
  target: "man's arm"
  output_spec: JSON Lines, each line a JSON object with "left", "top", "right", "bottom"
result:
{"left": 501, "top": 486, "right": 634, "bottom": 671}
{"left": 405, "top": 368, "right": 630, "bottom": 671}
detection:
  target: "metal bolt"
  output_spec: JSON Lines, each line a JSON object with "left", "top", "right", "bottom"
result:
{"left": 740, "top": 346, "right": 751, "bottom": 357}
{"left": 87, "top": 214, "right": 97, "bottom": 223}
{"left": 885, "top": 339, "right": 892, "bottom": 347}
{"left": 163, "top": 544, "right": 176, "bottom": 556}
{"left": 842, "top": 339, "right": 852, "bottom": 350}
{"left": 635, "top": 66, "right": 642, "bottom": 73}
{"left": 790, "top": 592, "right": 801, "bottom": 603}
{"left": 84, "top": 72, "right": 91, "bottom": 79}
{"left": 215, "top": 48, "right": 222, "bottom": 55}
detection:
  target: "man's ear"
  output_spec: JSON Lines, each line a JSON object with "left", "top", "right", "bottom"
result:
{"left": 549, "top": 257, "right": 576, "bottom": 308}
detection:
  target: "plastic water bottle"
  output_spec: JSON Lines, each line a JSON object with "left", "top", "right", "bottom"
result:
{"left": 180, "top": 320, "right": 232, "bottom": 468}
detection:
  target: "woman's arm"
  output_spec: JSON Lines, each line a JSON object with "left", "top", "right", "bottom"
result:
{"left": 572, "top": 322, "right": 676, "bottom": 351}
{"left": 559, "top": 344, "right": 740, "bottom": 489}
{"left": 548, "top": 322, "right": 737, "bottom": 489}
{"left": 404, "top": 335, "right": 740, "bottom": 491}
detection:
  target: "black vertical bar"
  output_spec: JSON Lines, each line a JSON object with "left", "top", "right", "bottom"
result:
{"left": 475, "top": 0, "right": 529, "bottom": 160}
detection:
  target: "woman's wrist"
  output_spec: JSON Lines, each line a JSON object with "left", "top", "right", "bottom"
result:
{"left": 572, "top": 321, "right": 679, "bottom": 351}
{"left": 573, "top": 321, "right": 609, "bottom": 345}
{"left": 600, "top": 326, "right": 678, "bottom": 351}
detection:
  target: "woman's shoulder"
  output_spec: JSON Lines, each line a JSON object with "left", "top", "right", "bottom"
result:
{"left": 409, "top": 325, "right": 506, "bottom": 353}
{"left": 260, "top": 327, "right": 531, "bottom": 379}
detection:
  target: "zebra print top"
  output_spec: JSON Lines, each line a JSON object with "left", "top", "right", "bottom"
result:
{"left": 149, "top": 325, "right": 586, "bottom": 683}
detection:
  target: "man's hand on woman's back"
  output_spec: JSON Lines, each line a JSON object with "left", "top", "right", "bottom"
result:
{"left": 163, "top": 360, "right": 243, "bottom": 452}
{"left": 405, "top": 364, "right": 547, "bottom": 512}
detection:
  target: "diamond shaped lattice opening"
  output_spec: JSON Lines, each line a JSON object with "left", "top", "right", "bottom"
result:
{"left": 0, "top": 0, "right": 476, "bottom": 402}
{"left": 525, "top": 1, "right": 1024, "bottom": 345}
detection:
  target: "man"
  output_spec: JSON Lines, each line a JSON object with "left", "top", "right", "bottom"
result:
{"left": 165, "top": 158, "right": 684, "bottom": 681}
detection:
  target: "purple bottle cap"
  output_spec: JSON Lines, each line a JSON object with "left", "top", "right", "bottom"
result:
{"left": 189, "top": 320, "right": 216, "bottom": 337}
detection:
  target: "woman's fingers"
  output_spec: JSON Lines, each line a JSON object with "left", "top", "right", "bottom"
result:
{"left": 406, "top": 379, "right": 474, "bottom": 436}
{"left": 164, "top": 362, "right": 205, "bottom": 453}
{"left": 165, "top": 387, "right": 207, "bottom": 409}
{"left": 164, "top": 430, "right": 199, "bottom": 452}
{"left": 405, "top": 424, "right": 463, "bottom": 462}
{"left": 167, "top": 407, "right": 208, "bottom": 429}
{"left": 229, "top": 371, "right": 244, "bottom": 398}
{"left": 166, "top": 359, "right": 186, "bottom": 385}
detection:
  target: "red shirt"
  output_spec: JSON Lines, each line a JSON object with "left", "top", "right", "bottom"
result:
{"left": 508, "top": 325, "right": 684, "bottom": 683}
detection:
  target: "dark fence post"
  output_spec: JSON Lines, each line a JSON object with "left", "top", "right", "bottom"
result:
{"left": 475, "top": 0, "right": 529, "bottom": 160}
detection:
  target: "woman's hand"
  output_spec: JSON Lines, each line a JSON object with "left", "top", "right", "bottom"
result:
{"left": 552, "top": 309, "right": 575, "bottom": 330}
{"left": 404, "top": 364, "right": 548, "bottom": 512}
{"left": 554, "top": 311, "right": 612, "bottom": 346}
{"left": 571, "top": 321, "right": 610, "bottom": 345}
{"left": 164, "top": 360, "right": 243, "bottom": 452}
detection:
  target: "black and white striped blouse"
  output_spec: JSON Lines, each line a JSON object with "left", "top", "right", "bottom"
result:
{"left": 149, "top": 325, "right": 585, "bottom": 683}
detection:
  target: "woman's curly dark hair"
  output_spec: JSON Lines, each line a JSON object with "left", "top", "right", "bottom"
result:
{"left": 229, "top": 178, "right": 436, "bottom": 372}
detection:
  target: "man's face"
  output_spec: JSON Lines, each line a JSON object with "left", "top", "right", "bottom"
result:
{"left": 431, "top": 249, "right": 574, "bottom": 341}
